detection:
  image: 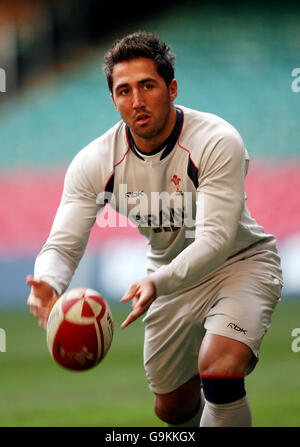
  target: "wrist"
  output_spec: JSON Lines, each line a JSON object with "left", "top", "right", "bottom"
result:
{"left": 149, "top": 265, "right": 172, "bottom": 298}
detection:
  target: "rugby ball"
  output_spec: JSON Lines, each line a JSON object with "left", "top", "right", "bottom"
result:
{"left": 46, "top": 287, "right": 114, "bottom": 371}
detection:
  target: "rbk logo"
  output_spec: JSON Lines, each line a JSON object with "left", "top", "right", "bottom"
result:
{"left": 171, "top": 175, "right": 184, "bottom": 195}
{"left": 227, "top": 322, "right": 248, "bottom": 335}
{"left": 125, "top": 190, "right": 144, "bottom": 198}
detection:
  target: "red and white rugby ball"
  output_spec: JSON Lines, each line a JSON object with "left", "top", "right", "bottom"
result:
{"left": 46, "top": 288, "right": 114, "bottom": 371}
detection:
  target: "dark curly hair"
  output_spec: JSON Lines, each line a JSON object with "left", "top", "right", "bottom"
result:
{"left": 103, "top": 31, "right": 176, "bottom": 93}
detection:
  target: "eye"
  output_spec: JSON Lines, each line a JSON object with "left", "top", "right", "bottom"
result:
{"left": 120, "top": 88, "right": 130, "bottom": 96}
{"left": 144, "top": 83, "right": 154, "bottom": 90}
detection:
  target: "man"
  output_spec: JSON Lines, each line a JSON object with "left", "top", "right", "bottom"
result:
{"left": 27, "top": 31, "right": 283, "bottom": 427}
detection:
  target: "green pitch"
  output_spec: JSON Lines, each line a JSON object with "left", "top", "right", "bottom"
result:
{"left": 0, "top": 299, "right": 300, "bottom": 427}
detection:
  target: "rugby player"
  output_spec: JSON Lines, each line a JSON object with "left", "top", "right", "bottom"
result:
{"left": 27, "top": 31, "right": 283, "bottom": 427}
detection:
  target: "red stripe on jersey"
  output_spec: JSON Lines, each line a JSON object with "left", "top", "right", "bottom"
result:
{"left": 200, "top": 374, "right": 245, "bottom": 379}
{"left": 104, "top": 128, "right": 130, "bottom": 191}
{"left": 177, "top": 107, "right": 199, "bottom": 172}
{"left": 178, "top": 141, "right": 199, "bottom": 172}
{"left": 104, "top": 171, "right": 114, "bottom": 191}
{"left": 114, "top": 146, "right": 130, "bottom": 168}
{"left": 115, "top": 126, "right": 131, "bottom": 168}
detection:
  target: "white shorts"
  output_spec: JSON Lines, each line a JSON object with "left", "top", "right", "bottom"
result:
{"left": 143, "top": 252, "right": 283, "bottom": 394}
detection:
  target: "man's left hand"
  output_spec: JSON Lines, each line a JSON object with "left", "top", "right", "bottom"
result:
{"left": 120, "top": 277, "right": 156, "bottom": 328}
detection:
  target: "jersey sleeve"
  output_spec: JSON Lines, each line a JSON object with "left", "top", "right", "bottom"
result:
{"left": 149, "top": 130, "right": 246, "bottom": 297}
{"left": 34, "top": 148, "right": 104, "bottom": 296}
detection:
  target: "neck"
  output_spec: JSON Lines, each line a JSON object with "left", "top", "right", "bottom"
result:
{"left": 130, "top": 105, "right": 177, "bottom": 153}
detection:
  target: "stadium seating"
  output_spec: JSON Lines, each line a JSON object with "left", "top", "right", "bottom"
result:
{"left": 0, "top": 1, "right": 299, "bottom": 303}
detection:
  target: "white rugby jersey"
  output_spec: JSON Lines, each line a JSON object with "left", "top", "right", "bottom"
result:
{"left": 34, "top": 106, "right": 281, "bottom": 297}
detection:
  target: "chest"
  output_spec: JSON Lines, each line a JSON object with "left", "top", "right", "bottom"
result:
{"left": 114, "top": 150, "right": 194, "bottom": 203}
{"left": 110, "top": 150, "right": 197, "bottom": 232}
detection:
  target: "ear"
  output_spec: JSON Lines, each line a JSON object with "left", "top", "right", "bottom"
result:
{"left": 169, "top": 79, "right": 178, "bottom": 102}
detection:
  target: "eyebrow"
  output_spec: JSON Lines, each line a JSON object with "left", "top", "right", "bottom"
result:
{"left": 115, "top": 77, "right": 158, "bottom": 93}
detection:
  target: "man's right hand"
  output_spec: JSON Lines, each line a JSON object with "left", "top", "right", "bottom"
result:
{"left": 26, "top": 275, "right": 59, "bottom": 330}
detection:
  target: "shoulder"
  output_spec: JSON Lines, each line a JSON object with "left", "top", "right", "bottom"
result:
{"left": 65, "top": 120, "right": 127, "bottom": 194}
{"left": 178, "top": 105, "right": 247, "bottom": 164}
{"left": 72, "top": 120, "right": 125, "bottom": 168}
{"left": 179, "top": 105, "right": 243, "bottom": 146}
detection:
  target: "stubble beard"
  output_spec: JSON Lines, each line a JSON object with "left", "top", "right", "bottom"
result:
{"left": 131, "top": 98, "right": 171, "bottom": 141}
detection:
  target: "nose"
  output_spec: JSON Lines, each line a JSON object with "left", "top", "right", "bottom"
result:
{"left": 132, "top": 88, "right": 145, "bottom": 109}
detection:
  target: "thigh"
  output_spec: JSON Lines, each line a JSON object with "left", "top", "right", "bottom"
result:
{"left": 203, "top": 258, "right": 283, "bottom": 375}
{"left": 143, "top": 288, "right": 205, "bottom": 395}
{"left": 199, "top": 333, "right": 253, "bottom": 375}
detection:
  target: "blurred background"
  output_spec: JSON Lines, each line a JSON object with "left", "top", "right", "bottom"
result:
{"left": 0, "top": 0, "right": 300, "bottom": 427}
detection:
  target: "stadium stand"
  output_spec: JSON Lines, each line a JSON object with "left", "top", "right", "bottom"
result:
{"left": 0, "top": 1, "right": 299, "bottom": 304}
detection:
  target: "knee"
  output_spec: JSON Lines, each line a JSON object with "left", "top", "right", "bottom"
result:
{"left": 154, "top": 395, "right": 200, "bottom": 425}
{"left": 154, "top": 375, "right": 201, "bottom": 425}
{"left": 198, "top": 335, "right": 251, "bottom": 404}
{"left": 154, "top": 397, "right": 181, "bottom": 424}
{"left": 199, "top": 356, "right": 247, "bottom": 405}
{"left": 199, "top": 353, "right": 244, "bottom": 377}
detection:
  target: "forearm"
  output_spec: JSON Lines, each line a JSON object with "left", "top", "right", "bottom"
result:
{"left": 34, "top": 199, "right": 97, "bottom": 295}
{"left": 150, "top": 234, "right": 231, "bottom": 297}
{"left": 33, "top": 171, "right": 100, "bottom": 295}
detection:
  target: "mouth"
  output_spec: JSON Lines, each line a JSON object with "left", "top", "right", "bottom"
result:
{"left": 135, "top": 113, "right": 151, "bottom": 126}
